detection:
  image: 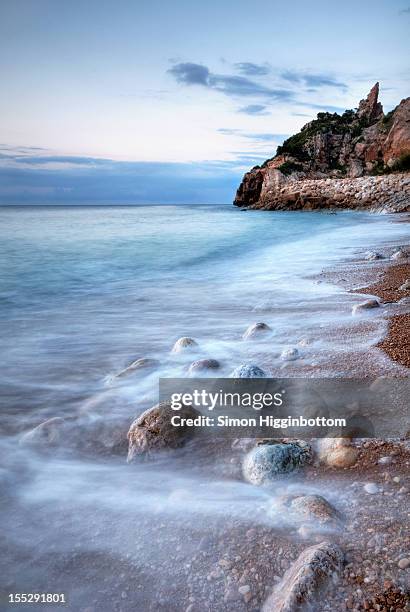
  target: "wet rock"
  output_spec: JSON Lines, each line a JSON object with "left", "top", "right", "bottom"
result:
{"left": 188, "top": 359, "right": 220, "bottom": 374}
{"left": 231, "top": 364, "right": 266, "bottom": 378}
{"left": 364, "top": 482, "right": 379, "bottom": 494}
{"left": 391, "top": 248, "right": 408, "bottom": 260}
{"left": 115, "top": 357, "right": 159, "bottom": 378}
{"left": 262, "top": 541, "right": 344, "bottom": 612}
{"left": 289, "top": 494, "right": 340, "bottom": 526}
{"left": 127, "top": 401, "right": 200, "bottom": 461}
{"left": 364, "top": 251, "right": 384, "bottom": 261}
{"left": 280, "top": 347, "right": 299, "bottom": 361}
{"left": 243, "top": 322, "right": 272, "bottom": 340}
{"left": 171, "top": 337, "right": 198, "bottom": 353}
{"left": 243, "top": 441, "right": 312, "bottom": 485}
{"left": 19, "top": 417, "right": 68, "bottom": 448}
{"left": 352, "top": 299, "right": 380, "bottom": 315}
{"left": 317, "top": 438, "right": 358, "bottom": 468}
{"left": 399, "top": 279, "right": 410, "bottom": 291}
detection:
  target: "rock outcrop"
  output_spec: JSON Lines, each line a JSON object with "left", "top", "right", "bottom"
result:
{"left": 234, "top": 84, "right": 410, "bottom": 212}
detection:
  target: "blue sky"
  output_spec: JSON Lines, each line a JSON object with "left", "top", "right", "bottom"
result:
{"left": 0, "top": 0, "right": 409, "bottom": 204}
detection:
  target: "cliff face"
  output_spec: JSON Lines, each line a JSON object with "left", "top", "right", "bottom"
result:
{"left": 234, "top": 83, "right": 410, "bottom": 211}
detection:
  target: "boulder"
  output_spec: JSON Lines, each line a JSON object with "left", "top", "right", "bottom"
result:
{"left": 243, "top": 441, "right": 312, "bottom": 485}
{"left": 188, "top": 358, "right": 220, "bottom": 374}
{"left": 262, "top": 541, "right": 344, "bottom": 612}
{"left": 231, "top": 364, "right": 266, "bottom": 378}
{"left": 127, "top": 401, "right": 200, "bottom": 461}
{"left": 352, "top": 299, "right": 380, "bottom": 315}
{"left": 243, "top": 322, "right": 272, "bottom": 340}
{"left": 280, "top": 347, "right": 299, "bottom": 361}
{"left": 115, "top": 357, "right": 159, "bottom": 378}
{"left": 171, "top": 337, "right": 198, "bottom": 353}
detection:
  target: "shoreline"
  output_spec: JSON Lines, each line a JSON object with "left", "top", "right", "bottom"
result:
{"left": 311, "top": 219, "right": 410, "bottom": 378}
{"left": 353, "top": 261, "right": 410, "bottom": 369}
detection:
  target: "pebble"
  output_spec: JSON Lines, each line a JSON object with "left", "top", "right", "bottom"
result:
{"left": 398, "top": 558, "right": 410, "bottom": 569}
{"left": 393, "top": 476, "right": 401, "bottom": 483}
{"left": 238, "top": 585, "right": 250, "bottom": 595}
{"left": 378, "top": 456, "right": 392, "bottom": 465}
{"left": 364, "top": 482, "right": 379, "bottom": 494}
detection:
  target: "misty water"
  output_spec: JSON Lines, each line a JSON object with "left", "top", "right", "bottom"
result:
{"left": 1, "top": 205, "right": 409, "bottom": 610}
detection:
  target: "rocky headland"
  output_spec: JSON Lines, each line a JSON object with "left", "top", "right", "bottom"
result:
{"left": 234, "top": 83, "right": 410, "bottom": 212}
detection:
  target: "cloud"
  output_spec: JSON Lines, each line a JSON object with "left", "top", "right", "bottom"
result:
{"left": 218, "top": 129, "right": 288, "bottom": 144}
{"left": 280, "top": 70, "right": 347, "bottom": 90}
{"left": 168, "top": 62, "right": 294, "bottom": 101}
{"left": 167, "top": 62, "right": 210, "bottom": 86}
{"left": 0, "top": 148, "right": 246, "bottom": 205}
{"left": 237, "top": 104, "right": 269, "bottom": 115}
{"left": 243, "top": 133, "right": 284, "bottom": 142}
{"left": 399, "top": 6, "right": 410, "bottom": 13}
{"left": 302, "top": 102, "right": 346, "bottom": 113}
{"left": 234, "top": 62, "right": 270, "bottom": 76}
{"left": 217, "top": 128, "right": 240, "bottom": 136}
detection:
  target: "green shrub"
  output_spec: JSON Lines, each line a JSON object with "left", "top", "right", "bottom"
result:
{"left": 278, "top": 161, "right": 303, "bottom": 175}
{"left": 277, "top": 108, "right": 359, "bottom": 160}
{"left": 392, "top": 152, "right": 410, "bottom": 172}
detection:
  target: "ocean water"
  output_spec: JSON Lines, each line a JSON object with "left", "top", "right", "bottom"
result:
{"left": 1, "top": 205, "right": 409, "bottom": 417}
{"left": 0, "top": 204, "right": 409, "bottom": 610}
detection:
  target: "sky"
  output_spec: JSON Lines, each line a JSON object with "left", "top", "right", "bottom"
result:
{"left": 0, "top": 0, "right": 409, "bottom": 204}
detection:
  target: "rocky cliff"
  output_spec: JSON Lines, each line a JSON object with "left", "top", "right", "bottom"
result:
{"left": 234, "top": 83, "right": 410, "bottom": 212}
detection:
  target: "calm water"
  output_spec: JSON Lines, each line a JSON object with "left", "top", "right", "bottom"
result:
{"left": 0, "top": 204, "right": 409, "bottom": 610}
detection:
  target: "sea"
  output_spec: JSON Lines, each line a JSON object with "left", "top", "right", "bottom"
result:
{"left": 0, "top": 204, "right": 409, "bottom": 610}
